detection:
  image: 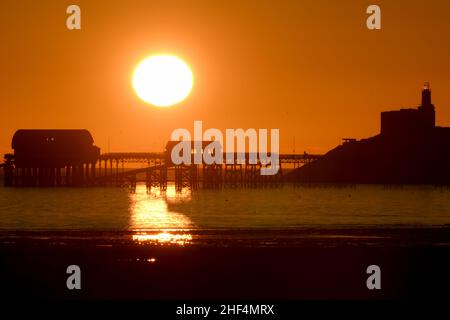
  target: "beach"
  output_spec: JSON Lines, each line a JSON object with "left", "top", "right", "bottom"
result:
{"left": 1, "top": 227, "right": 449, "bottom": 300}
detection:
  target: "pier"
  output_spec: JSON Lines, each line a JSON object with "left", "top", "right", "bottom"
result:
{"left": 1, "top": 130, "right": 321, "bottom": 189}
{"left": 94, "top": 151, "right": 321, "bottom": 189}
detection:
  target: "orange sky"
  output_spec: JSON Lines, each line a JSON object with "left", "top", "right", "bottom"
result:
{"left": 1, "top": 0, "right": 450, "bottom": 155}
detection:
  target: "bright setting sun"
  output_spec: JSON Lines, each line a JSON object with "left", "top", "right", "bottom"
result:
{"left": 132, "top": 55, "right": 193, "bottom": 107}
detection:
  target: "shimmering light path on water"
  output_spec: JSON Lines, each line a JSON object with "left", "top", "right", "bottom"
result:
{"left": 1, "top": 184, "right": 450, "bottom": 231}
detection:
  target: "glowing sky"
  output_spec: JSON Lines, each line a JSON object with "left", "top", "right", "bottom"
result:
{"left": 1, "top": 0, "right": 450, "bottom": 155}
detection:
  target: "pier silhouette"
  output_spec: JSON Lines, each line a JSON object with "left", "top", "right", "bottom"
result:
{"left": 2, "top": 133, "right": 320, "bottom": 189}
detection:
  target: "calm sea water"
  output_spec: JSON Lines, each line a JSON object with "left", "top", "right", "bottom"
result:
{"left": 1, "top": 183, "right": 450, "bottom": 231}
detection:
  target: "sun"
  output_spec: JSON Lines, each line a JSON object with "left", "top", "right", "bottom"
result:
{"left": 132, "top": 55, "right": 193, "bottom": 107}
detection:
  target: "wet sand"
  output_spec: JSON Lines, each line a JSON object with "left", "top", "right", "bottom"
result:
{"left": 1, "top": 227, "right": 450, "bottom": 300}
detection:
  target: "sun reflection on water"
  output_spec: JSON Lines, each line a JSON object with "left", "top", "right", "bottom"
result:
{"left": 132, "top": 232, "right": 193, "bottom": 245}
{"left": 129, "top": 183, "right": 194, "bottom": 245}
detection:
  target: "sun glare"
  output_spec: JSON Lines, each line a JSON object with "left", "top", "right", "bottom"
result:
{"left": 132, "top": 55, "right": 193, "bottom": 107}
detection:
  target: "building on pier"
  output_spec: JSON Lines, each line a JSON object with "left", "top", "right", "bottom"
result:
{"left": 5, "top": 129, "right": 100, "bottom": 187}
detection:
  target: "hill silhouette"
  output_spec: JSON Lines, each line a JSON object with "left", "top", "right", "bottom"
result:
{"left": 291, "top": 84, "right": 450, "bottom": 184}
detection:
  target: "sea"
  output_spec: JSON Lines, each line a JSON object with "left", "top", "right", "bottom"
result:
{"left": 1, "top": 183, "right": 450, "bottom": 231}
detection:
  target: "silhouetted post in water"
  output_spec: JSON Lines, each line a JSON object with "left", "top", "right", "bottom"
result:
{"left": 109, "top": 159, "right": 113, "bottom": 186}
{"left": 56, "top": 167, "right": 61, "bottom": 186}
{"left": 3, "top": 154, "right": 14, "bottom": 186}
{"left": 203, "top": 164, "right": 223, "bottom": 189}
{"left": 85, "top": 163, "right": 89, "bottom": 186}
{"left": 224, "top": 163, "right": 243, "bottom": 188}
{"left": 161, "top": 164, "right": 167, "bottom": 190}
{"left": 244, "top": 162, "right": 260, "bottom": 187}
{"left": 115, "top": 160, "right": 118, "bottom": 185}
{"left": 103, "top": 159, "right": 107, "bottom": 185}
{"left": 31, "top": 167, "right": 37, "bottom": 186}
{"left": 174, "top": 165, "right": 182, "bottom": 191}
{"left": 91, "top": 161, "right": 96, "bottom": 182}
{"left": 72, "top": 165, "right": 79, "bottom": 187}
{"left": 190, "top": 164, "right": 199, "bottom": 189}
{"left": 65, "top": 165, "right": 70, "bottom": 186}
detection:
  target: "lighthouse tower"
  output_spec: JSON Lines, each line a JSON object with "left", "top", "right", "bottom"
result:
{"left": 381, "top": 83, "right": 436, "bottom": 136}
{"left": 418, "top": 82, "right": 436, "bottom": 129}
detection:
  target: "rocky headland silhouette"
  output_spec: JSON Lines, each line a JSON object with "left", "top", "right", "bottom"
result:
{"left": 291, "top": 84, "right": 450, "bottom": 184}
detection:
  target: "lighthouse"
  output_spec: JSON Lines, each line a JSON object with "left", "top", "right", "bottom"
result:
{"left": 381, "top": 83, "right": 436, "bottom": 137}
{"left": 418, "top": 82, "right": 435, "bottom": 129}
